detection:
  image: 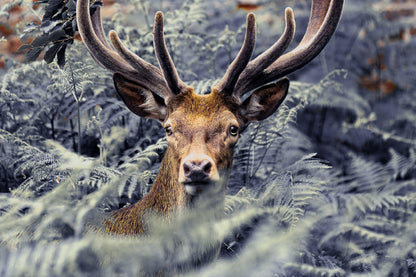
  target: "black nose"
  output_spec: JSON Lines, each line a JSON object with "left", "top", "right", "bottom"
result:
{"left": 183, "top": 159, "right": 212, "bottom": 182}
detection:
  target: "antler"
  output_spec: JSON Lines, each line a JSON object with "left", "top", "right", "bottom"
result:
{"left": 215, "top": 0, "right": 344, "bottom": 100}
{"left": 76, "top": 0, "right": 187, "bottom": 101}
{"left": 214, "top": 13, "right": 256, "bottom": 96}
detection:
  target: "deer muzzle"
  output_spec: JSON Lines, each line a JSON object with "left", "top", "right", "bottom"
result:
{"left": 179, "top": 154, "right": 220, "bottom": 195}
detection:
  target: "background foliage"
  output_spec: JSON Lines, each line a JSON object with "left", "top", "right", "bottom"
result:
{"left": 1, "top": 0, "right": 416, "bottom": 276}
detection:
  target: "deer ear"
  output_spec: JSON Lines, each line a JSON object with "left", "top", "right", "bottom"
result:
{"left": 240, "top": 77, "right": 289, "bottom": 122}
{"left": 113, "top": 73, "right": 167, "bottom": 122}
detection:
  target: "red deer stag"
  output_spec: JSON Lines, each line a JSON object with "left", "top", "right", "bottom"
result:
{"left": 76, "top": 0, "right": 343, "bottom": 235}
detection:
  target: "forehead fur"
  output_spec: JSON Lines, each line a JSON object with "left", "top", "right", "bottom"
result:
{"left": 166, "top": 89, "right": 240, "bottom": 118}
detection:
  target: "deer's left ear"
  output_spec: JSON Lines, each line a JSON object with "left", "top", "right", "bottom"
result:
{"left": 240, "top": 77, "right": 289, "bottom": 122}
{"left": 113, "top": 73, "right": 167, "bottom": 122}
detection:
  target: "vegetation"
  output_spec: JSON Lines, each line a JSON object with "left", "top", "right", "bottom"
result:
{"left": 0, "top": 0, "right": 415, "bottom": 276}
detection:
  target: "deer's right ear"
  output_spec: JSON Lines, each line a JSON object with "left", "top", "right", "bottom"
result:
{"left": 113, "top": 73, "right": 167, "bottom": 122}
{"left": 240, "top": 77, "right": 289, "bottom": 122}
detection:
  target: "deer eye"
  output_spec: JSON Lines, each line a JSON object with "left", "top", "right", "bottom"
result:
{"left": 229, "top": 125, "right": 239, "bottom": 136}
{"left": 165, "top": 126, "right": 173, "bottom": 136}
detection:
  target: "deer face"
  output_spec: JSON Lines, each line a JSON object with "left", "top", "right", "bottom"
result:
{"left": 164, "top": 90, "right": 241, "bottom": 196}
{"left": 113, "top": 74, "right": 289, "bottom": 196}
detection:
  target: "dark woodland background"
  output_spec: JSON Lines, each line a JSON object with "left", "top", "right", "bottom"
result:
{"left": 1, "top": 0, "right": 416, "bottom": 276}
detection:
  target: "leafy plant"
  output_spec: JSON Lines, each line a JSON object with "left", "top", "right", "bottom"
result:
{"left": 18, "top": 0, "right": 104, "bottom": 66}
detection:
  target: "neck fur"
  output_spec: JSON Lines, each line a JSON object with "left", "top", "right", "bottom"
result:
{"left": 150, "top": 147, "right": 189, "bottom": 213}
{"left": 106, "top": 146, "right": 228, "bottom": 235}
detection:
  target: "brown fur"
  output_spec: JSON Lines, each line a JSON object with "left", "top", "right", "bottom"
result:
{"left": 105, "top": 147, "right": 188, "bottom": 234}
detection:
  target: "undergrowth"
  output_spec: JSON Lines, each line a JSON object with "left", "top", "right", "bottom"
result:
{"left": 0, "top": 0, "right": 415, "bottom": 276}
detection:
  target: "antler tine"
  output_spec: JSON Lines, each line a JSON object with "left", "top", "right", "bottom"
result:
{"left": 90, "top": 6, "right": 111, "bottom": 49}
{"left": 268, "top": 0, "right": 343, "bottom": 75}
{"left": 77, "top": 0, "right": 135, "bottom": 74}
{"left": 299, "top": 0, "right": 331, "bottom": 45}
{"left": 234, "top": 0, "right": 344, "bottom": 97}
{"left": 77, "top": 0, "right": 172, "bottom": 99}
{"left": 233, "top": 8, "right": 295, "bottom": 99}
{"left": 109, "top": 31, "right": 170, "bottom": 98}
{"left": 153, "top": 12, "right": 188, "bottom": 96}
{"left": 214, "top": 13, "right": 256, "bottom": 96}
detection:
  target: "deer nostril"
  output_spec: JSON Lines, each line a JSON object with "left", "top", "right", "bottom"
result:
{"left": 183, "top": 163, "right": 191, "bottom": 176}
{"left": 201, "top": 160, "right": 212, "bottom": 174}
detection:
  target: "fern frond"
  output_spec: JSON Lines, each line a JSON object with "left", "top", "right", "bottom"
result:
{"left": 285, "top": 262, "right": 346, "bottom": 277}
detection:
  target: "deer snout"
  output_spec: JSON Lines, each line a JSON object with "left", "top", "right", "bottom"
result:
{"left": 183, "top": 159, "right": 212, "bottom": 182}
{"left": 179, "top": 154, "right": 219, "bottom": 195}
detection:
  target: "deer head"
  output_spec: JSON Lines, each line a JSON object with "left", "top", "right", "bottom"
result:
{"left": 77, "top": 0, "right": 343, "bottom": 233}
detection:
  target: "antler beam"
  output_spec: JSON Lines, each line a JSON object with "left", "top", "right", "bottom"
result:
{"left": 76, "top": 0, "right": 186, "bottom": 101}
{"left": 215, "top": 0, "right": 344, "bottom": 100}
